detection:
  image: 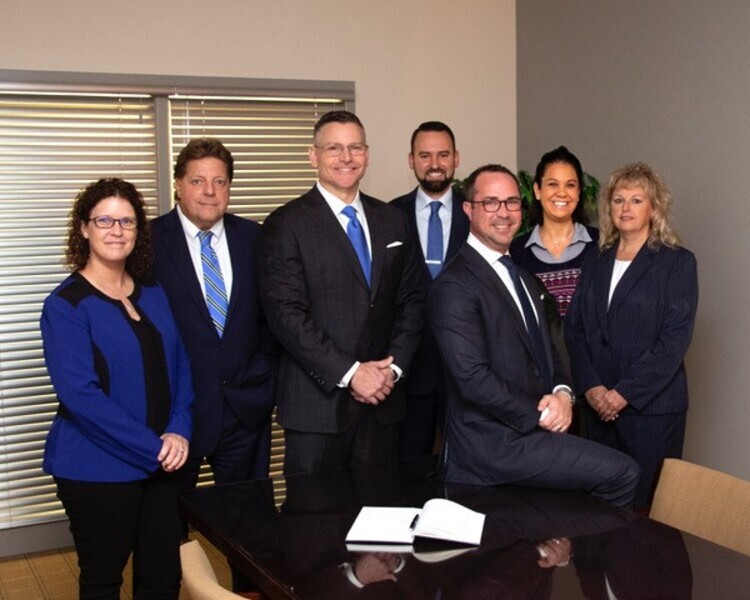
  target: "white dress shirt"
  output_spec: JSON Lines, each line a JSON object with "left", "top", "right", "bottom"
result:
{"left": 176, "top": 204, "right": 233, "bottom": 300}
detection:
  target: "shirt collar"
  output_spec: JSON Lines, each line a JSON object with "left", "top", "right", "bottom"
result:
{"left": 467, "top": 232, "right": 508, "bottom": 266}
{"left": 316, "top": 182, "right": 364, "bottom": 215}
{"left": 525, "top": 222, "right": 592, "bottom": 249}
{"left": 416, "top": 186, "right": 453, "bottom": 213}
{"left": 176, "top": 204, "right": 226, "bottom": 241}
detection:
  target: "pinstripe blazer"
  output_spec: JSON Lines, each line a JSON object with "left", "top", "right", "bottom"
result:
{"left": 258, "top": 186, "right": 425, "bottom": 434}
{"left": 565, "top": 242, "right": 698, "bottom": 415}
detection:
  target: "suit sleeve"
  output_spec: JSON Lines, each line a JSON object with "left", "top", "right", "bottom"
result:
{"left": 258, "top": 210, "right": 357, "bottom": 392}
{"left": 41, "top": 294, "right": 163, "bottom": 471}
{"left": 429, "top": 277, "right": 543, "bottom": 434}
{"left": 613, "top": 251, "right": 698, "bottom": 410}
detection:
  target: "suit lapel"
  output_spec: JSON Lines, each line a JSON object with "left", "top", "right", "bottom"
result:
{"left": 223, "top": 215, "right": 247, "bottom": 328}
{"left": 303, "top": 187, "right": 370, "bottom": 291}
{"left": 608, "top": 243, "right": 659, "bottom": 316}
{"left": 446, "top": 190, "right": 468, "bottom": 261}
{"left": 160, "top": 210, "right": 215, "bottom": 332}
{"left": 462, "top": 246, "right": 534, "bottom": 356}
{"left": 594, "top": 246, "right": 617, "bottom": 335}
{"left": 402, "top": 190, "right": 431, "bottom": 281}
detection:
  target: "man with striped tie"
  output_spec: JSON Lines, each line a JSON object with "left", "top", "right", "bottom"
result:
{"left": 151, "top": 138, "right": 276, "bottom": 491}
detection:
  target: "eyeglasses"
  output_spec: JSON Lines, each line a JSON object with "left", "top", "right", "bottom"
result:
{"left": 468, "top": 197, "right": 523, "bottom": 212}
{"left": 88, "top": 215, "right": 138, "bottom": 230}
{"left": 314, "top": 143, "right": 369, "bottom": 157}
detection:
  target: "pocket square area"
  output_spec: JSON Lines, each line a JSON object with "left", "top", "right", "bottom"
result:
{"left": 386, "top": 241, "right": 404, "bottom": 248}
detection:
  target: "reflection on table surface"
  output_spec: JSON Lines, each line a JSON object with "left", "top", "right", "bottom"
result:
{"left": 181, "top": 456, "right": 750, "bottom": 599}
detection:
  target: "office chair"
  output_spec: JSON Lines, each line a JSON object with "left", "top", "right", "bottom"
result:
{"left": 180, "top": 539, "right": 248, "bottom": 599}
{"left": 650, "top": 458, "right": 750, "bottom": 556}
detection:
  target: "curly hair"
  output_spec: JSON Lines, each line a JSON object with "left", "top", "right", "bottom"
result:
{"left": 529, "top": 145, "right": 589, "bottom": 226}
{"left": 65, "top": 178, "right": 152, "bottom": 279}
{"left": 598, "top": 162, "right": 680, "bottom": 250}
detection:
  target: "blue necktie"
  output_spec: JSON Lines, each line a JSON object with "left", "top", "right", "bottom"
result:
{"left": 426, "top": 201, "right": 444, "bottom": 279}
{"left": 342, "top": 205, "right": 371, "bottom": 286}
{"left": 198, "top": 231, "right": 228, "bottom": 336}
{"left": 499, "top": 255, "right": 551, "bottom": 389}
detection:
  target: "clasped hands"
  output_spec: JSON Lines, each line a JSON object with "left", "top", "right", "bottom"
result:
{"left": 585, "top": 385, "right": 628, "bottom": 422}
{"left": 350, "top": 356, "right": 396, "bottom": 405}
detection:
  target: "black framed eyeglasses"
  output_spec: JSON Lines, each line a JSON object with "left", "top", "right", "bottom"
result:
{"left": 88, "top": 216, "right": 138, "bottom": 230}
{"left": 468, "top": 197, "right": 523, "bottom": 212}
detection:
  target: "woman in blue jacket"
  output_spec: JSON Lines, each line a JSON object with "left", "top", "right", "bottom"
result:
{"left": 566, "top": 163, "right": 698, "bottom": 510}
{"left": 41, "top": 178, "right": 193, "bottom": 598}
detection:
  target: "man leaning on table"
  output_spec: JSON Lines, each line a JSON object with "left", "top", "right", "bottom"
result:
{"left": 429, "top": 163, "right": 640, "bottom": 508}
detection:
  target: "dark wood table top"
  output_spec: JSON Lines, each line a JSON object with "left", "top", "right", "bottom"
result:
{"left": 180, "top": 456, "right": 750, "bottom": 599}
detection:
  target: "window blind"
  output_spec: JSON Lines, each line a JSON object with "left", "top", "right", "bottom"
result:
{"left": 0, "top": 92, "right": 158, "bottom": 528}
{"left": 0, "top": 74, "right": 351, "bottom": 537}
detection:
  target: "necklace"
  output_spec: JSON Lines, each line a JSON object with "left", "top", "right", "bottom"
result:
{"left": 81, "top": 271, "right": 140, "bottom": 321}
{"left": 541, "top": 226, "right": 574, "bottom": 247}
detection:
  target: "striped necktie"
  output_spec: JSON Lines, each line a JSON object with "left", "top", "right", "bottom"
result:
{"left": 198, "top": 230, "right": 228, "bottom": 336}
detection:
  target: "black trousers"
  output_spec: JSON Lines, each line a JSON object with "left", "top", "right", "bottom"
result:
{"left": 55, "top": 471, "right": 183, "bottom": 600}
{"left": 284, "top": 410, "right": 399, "bottom": 476}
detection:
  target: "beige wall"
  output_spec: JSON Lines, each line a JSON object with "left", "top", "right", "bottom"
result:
{"left": 518, "top": 1, "right": 750, "bottom": 479}
{"left": 1, "top": 0, "right": 516, "bottom": 200}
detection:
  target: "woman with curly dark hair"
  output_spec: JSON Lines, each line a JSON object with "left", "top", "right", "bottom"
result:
{"left": 41, "top": 178, "right": 193, "bottom": 598}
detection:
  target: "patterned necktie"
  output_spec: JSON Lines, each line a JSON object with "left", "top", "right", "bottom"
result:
{"left": 426, "top": 201, "right": 444, "bottom": 279}
{"left": 198, "top": 230, "right": 228, "bottom": 336}
{"left": 499, "top": 255, "right": 551, "bottom": 389}
{"left": 342, "top": 205, "right": 371, "bottom": 286}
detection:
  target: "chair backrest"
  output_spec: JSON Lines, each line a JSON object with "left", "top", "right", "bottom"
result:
{"left": 650, "top": 458, "right": 750, "bottom": 556}
{"left": 180, "top": 540, "right": 244, "bottom": 600}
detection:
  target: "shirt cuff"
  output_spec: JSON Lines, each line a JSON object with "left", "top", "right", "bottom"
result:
{"left": 389, "top": 364, "right": 403, "bottom": 383}
{"left": 338, "top": 361, "right": 360, "bottom": 388}
{"left": 552, "top": 385, "right": 575, "bottom": 404}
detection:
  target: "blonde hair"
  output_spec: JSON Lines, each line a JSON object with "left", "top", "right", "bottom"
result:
{"left": 598, "top": 162, "right": 680, "bottom": 250}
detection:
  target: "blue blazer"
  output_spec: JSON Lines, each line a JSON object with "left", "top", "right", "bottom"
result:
{"left": 41, "top": 275, "right": 193, "bottom": 482}
{"left": 565, "top": 243, "right": 698, "bottom": 415}
{"left": 151, "top": 210, "right": 275, "bottom": 457}
{"left": 391, "top": 188, "right": 469, "bottom": 396}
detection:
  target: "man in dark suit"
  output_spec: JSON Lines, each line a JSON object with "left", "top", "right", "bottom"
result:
{"left": 392, "top": 121, "right": 469, "bottom": 458}
{"left": 259, "top": 111, "right": 425, "bottom": 475}
{"left": 151, "top": 138, "right": 275, "bottom": 487}
{"left": 429, "top": 164, "right": 640, "bottom": 508}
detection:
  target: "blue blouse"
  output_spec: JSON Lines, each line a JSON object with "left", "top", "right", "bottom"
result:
{"left": 41, "top": 273, "right": 193, "bottom": 482}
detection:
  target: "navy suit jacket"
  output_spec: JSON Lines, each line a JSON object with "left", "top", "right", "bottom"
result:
{"left": 151, "top": 209, "right": 275, "bottom": 457}
{"left": 429, "top": 244, "right": 572, "bottom": 484}
{"left": 391, "top": 187, "right": 469, "bottom": 396}
{"left": 565, "top": 243, "right": 698, "bottom": 415}
{"left": 258, "top": 186, "right": 425, "bottom": 434}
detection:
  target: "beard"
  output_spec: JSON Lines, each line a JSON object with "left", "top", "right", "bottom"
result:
{"left": 417, "top": 169, "right": 454, "bottom": 195}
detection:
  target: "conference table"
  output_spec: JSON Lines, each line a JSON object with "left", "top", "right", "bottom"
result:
{"left": 180, "top": 456, "right": 750, "bottom": 599}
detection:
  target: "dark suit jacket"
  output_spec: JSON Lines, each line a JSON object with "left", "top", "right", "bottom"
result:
{"left": 429, "top": 244, "right": 571, "bottom": 484}
{"left": 258, "top": 186, "right": 425, "bottom": 434}
{"left": 565, "top": 243, "right": 698, "bottom": 415}
{"left": 151, "top": 209, "right": 275, "bottom": 457}
{"left": 391, "top": 188, "right": 469, "bottom": 396}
